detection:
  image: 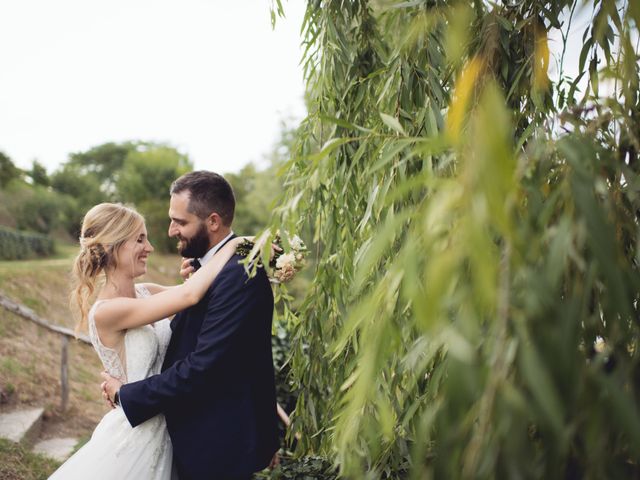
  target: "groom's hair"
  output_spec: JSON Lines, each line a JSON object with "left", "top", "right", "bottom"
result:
{"left": 170, "top": 171, "right": 235, "bottom": 226}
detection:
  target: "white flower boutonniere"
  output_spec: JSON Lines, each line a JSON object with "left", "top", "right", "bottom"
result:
{"left": 236, "top": 232, "right": 308, "bottom": 283}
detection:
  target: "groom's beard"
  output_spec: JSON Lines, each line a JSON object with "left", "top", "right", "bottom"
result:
{"left": 177, "top": 222, "right": 210, "bottom": 258}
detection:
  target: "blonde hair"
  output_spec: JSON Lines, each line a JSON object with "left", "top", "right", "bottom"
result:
{"left": 71, "top": 203, "right": 145, "bottom": 333}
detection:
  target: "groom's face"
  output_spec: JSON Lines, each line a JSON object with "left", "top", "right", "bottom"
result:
{"left": 168, "top": 191, "right": 211, "bottom": 258}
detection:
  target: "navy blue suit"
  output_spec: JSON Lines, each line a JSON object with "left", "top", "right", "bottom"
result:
{"left": 119, "top": 237, "right": 279, "bottom": 479}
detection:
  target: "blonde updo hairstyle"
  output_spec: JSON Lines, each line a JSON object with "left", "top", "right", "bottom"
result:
{"left": 71, "top": 203, "right": 145, "bottom": 332}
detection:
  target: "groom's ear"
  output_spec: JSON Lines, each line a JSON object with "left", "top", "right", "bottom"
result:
{"left": 206, "top": 212, "right": 222, "bottom": 232}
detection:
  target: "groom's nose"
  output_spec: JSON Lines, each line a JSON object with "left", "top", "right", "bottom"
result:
{"left": 168, "top": 221, "right": 179, "bottom": 237}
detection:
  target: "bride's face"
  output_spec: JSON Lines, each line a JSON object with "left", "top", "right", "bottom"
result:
{"left": 116, "top": 225, "right": 154, "bottom": 278}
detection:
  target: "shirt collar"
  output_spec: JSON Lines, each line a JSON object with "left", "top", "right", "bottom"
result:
{"left": 199, "top": 231, "right": 234, "bottom": 266}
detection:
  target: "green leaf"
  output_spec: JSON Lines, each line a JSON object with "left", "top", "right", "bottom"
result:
{"left": 595, "top": 374, "right": 640, "bottom": 457}
{"left": 578, "top": 38, "right": 593, "bottom": 74}
{"left": 519, "top": 342, "right": 565, "bottom": 435}
{"left": 306, "top": 137, "right": 359, "bottom": 165}
{"left": 353, "top": 208, "right": 413, "bottom": 293}
{"left": 380, "top": 112, "right": 406, "bottom": 135}
{"left": 495, "top": 15, "right": 514, "bottom": 31}
{"left": 368, "top": 139, "right": 412, "bottom": 173}
{"left": 319, "top": 114, "right": 372, "bottom": 133}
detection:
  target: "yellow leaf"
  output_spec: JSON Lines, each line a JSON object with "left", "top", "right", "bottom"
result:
{"left": 446, "top": 56, "right": 483, "bottom": 143}
{"left": 534, "top": 27, "right": 550, "bottom": 91}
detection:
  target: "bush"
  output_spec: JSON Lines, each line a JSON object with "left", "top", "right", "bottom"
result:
{"left": 254, "top": 454, "right": 338, "bottom": 480}
{"left": 0, "top": 226, "right": 54, "bottom": 260}
{"left": 0, "top": 190, "right": 17, "bottom": 229}
{"left": 3, "top": 182, "right": 70, "bottom": 235}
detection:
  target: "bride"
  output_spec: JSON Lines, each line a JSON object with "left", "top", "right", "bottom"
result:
{"left": 49, "top": 203, "right": 245, "bottom": 479}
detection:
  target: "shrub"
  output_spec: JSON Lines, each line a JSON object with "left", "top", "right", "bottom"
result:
{"left": 254, "top": 454, "right": 338, "bottom": 480}
{"left": 0, "top": 226, "right": 54, "bottom": 260}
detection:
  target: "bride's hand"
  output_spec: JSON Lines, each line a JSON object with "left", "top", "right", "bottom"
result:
{"left": 180, "top": 258, "right": 195, "bottom": 280}
{"left": 234, "top": 236, "right": 252, "bottom": 246}
{"left": 100, "top": 371, "right": 123, "bottom": 409}
{"left": 236, "top": 235, "right": 282, "bottom": 261}
{"left": 270, "top": 243, "right": 283, "bottom": 261}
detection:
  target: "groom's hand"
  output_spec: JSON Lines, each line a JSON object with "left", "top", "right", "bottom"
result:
{"left": 100, "top": 371, "right": 123, "bottom": 409}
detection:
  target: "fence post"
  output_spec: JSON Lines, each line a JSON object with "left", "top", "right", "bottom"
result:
{"left": 61, "top": 335, "right": 69, "bottom": 412}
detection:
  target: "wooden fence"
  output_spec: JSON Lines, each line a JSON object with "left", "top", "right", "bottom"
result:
{"left": 0, "top": 292, "right": 89, "bottom": 411}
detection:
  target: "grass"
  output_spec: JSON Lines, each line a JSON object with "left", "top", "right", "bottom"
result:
{"left": 70, "top": 434, "right": 90, "bottom": 456}
{"left": 0, "top": 438, "right": 61, "bottom": 480}
{"left": 0, "top": 246, "right": 76, "bottom": 271}
{"left": 0, "top": 357, "right": 21, "bottom": 376}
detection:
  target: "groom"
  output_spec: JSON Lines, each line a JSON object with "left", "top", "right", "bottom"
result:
{"left": 102, "top": 171, "right": 279, "bottom": 479}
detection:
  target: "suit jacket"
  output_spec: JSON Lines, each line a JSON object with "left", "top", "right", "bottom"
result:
{"left": 119, "top": 236, "right": 279, "bottom": 479}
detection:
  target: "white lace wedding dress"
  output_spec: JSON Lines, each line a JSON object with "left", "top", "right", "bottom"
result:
{"left": 49, "top": 285, "right": 175, "bottom": 479}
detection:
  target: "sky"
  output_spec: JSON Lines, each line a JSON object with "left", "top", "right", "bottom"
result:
{"left": 0, "top": 2, "right": 627, "bottom": 176}
{"left": 0, "top": 0, "right": 307, "bottom": 174}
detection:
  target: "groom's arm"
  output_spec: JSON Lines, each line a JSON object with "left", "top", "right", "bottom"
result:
{"left": 119, "top": 259, "right": 267, "bottom": 427}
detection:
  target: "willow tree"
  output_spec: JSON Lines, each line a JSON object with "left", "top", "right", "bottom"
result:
{"left": 272, "top": 1, "right": 640, "bottom": 478}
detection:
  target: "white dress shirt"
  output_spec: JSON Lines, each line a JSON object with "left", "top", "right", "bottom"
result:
{"left": 198, "top": 231, "right": 234, "bottom": 266}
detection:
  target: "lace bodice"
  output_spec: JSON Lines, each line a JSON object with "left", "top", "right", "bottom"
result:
{"left": 88, "top": 284, "right": 172, "bottom": 384}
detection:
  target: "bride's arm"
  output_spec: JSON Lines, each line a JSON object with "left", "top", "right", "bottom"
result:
{"left": 94, "top": 237, "right": 245, "bottom": 332}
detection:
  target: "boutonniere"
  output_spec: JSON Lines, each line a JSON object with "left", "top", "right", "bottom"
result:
{"left": 236, "top": 232, "right": 308, "bottom": 283}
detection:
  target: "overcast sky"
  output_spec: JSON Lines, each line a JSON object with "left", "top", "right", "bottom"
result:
{"left": 0, "top": 0, "right": 307, "bottom": 174}
{"left": 0, "top": 2, "right": 616, "bottom": 177}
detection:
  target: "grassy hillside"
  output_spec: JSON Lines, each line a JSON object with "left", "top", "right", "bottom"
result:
{"left": 0, "top": 438, "right": 61, "bottom": 480}
{"left": 0, "top": 244, "right": 183, "bottom": 442}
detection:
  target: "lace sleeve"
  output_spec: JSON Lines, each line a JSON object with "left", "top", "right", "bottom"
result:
{"left": 134, "top": 283, "right": 152, "bottom": 298}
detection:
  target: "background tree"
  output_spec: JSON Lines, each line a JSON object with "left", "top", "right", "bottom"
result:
{"left": 0, "top": 151, "right": 21, "bottom": 188}
{"left": 0, "top": 152, "right": 23, "bottom": 228}
{"left": 28, "top": 160, "right": 49, "bottom": 187}
{"left": 226, "top": 124, "right": 296, "bottom": 235}
{"left": 4, "top": 182, "right": 73, "bottom": 235}
{"left": 50, "top": 164, "right": 106, "bottom": 205}
{"left": 66, "top": 141, "right": 137, "bottom": 197}
{"left": 115, "top": 144, "right": 191, "bottom": 204}
{"left": 273, "top": 1, "right": 640, "bottom": 478}
{"left": 48, "top": 163, "right": 107, "bottom": 238}
{"left": 115, "top": 144, "right": 192, "bottom": 252}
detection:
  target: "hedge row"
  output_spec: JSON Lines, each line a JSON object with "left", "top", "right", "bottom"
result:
{"left": 0, "top": 226, "right": 54, "bottom": 260}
